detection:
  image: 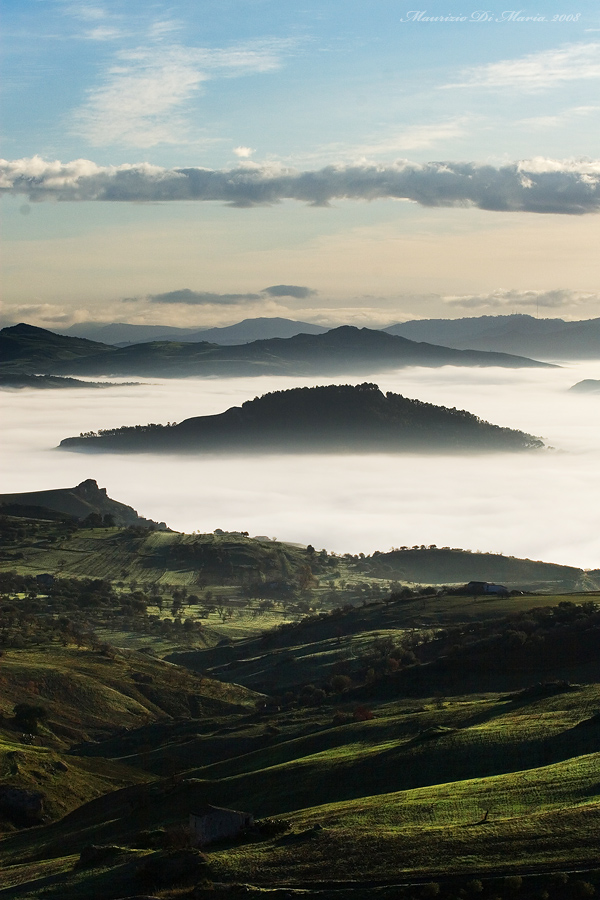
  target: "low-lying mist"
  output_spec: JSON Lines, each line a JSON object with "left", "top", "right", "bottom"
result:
{"left": 2, "top": 362, "right": 600, "bottom": 569}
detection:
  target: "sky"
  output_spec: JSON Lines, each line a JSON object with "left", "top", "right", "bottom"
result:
{"left": 2, "top": 0, "right": 600, "bottom": 329}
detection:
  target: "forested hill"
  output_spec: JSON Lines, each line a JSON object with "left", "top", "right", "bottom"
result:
{"left": 60, "top": 382, "right": 544, "bottom": 454}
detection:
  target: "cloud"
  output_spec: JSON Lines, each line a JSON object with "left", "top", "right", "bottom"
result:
{"left": 137, "top": 289, "right": 263, "bottom": 305}
{"left": 73, "top": 42, "right": 285, "bottom": 147}
{"left": 262, "top": 285, "right": 317, "bottom": 299}
{"left": 63, "top": 3, "right": 106, "bottom": 21}
{"left": 3, "top": 155, "right": 600, "bottom": 215}
{"left": 518, "top": 105, "right": 600, "bottom": 130}
{"left": 346, "top": 118, "right": 469, "bottom": 155}
{"left": 445, "top": 42, "right": 600, "bottom": 91}
{"left": 234, "top": 146, "right": 255, "bottom": 158}
{"left": 444, "top": 289, "right": 599, "bottom": 310}
{"left": 84, "top": 26, "right": 122, "bottom": 41}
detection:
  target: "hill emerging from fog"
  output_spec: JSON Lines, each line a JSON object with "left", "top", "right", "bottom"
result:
{"left": 570, "top": 379, "right": 600, "bottom": 393}
{"left": 0, "top": 479, "right": 167, "bottom": 529}
{"left": 59, "top": 382, "right": 544, "bottom": 454}
{"left": 385, "top": 314, "right": 600, "bottom": 360}
{"left": 0, "top": 323, "right": 553, "bottom": 378}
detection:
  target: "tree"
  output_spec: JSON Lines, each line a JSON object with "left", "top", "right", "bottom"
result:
{"left": 14, "top": 703, "right": 47, "bottom": 734}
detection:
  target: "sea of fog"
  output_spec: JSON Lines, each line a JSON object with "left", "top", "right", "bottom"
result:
{"left": 2, "top": 363, "right": 600, "bottom": 569}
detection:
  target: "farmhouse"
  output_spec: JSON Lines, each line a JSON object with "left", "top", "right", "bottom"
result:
{"left": 189, "top": 804, "right": 254, "bottom": 846}
{"left": 465, "top": 581, "right": 509, "bottom": 597}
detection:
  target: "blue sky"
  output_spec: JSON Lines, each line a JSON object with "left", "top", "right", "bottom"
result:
{"left": 2, "top": 0, "right": 600, "bottom": 327}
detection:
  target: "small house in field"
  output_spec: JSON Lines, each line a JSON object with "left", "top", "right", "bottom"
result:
{"left": 35, "top": 573, "right": 55, "bottom": 587}
{"left": 189, "top": 805, "right": 253, "bottom": 846}
{"left": 465, "top": 581, "right": 509, "bottom": 597}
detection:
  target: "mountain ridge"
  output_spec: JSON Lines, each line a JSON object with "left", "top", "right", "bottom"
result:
{"left": 0, "top": 322, "right": 554, "bottom": 378}
{"left": 385, "top": 313, "right": 600, "bottom": 359}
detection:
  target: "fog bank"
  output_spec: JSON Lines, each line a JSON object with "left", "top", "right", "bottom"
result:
{"left": 2, "top": 363, "right": 600, "bottom": 569}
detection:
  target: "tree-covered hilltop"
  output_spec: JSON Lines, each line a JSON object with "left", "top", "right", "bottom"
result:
{"left": 60, "top": 382, "right": 544, "bottom": 453}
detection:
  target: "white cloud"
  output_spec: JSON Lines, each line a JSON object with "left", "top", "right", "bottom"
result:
{"left": 84, "top": 26, "right": 122, "bottom": 41}
{"left": 3, "top": 155, "right": 600, "bottom": 214}
{"left": 444, "top": 42, "right": 600, "bottom": 91}
{"left": 63, "top": 3, "right": 106, "bottom": 21}
{"left": 519, "top": 105, "right": 600, "bottom": 130}
{"left": 72, "top": 41, "right": 287, "bottom": 147}
{"left": 234, "top": 146, "right": 255, "bottom": 158}
{"left": 148, "top": 20, "right": 182, "bottom": 40}
{"left": 348, "top": 118, "right": 469, "bottom": 155}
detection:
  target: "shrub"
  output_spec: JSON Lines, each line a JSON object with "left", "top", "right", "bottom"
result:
{"left": 13, "top": 703, "right": 47, "bottom": 734}
{"left": 136, "top": 849, "right": 208, "bottom": 886}
{"left": 421, "top": 884, "right": 440, "bottom": 898}
{"left": 254, "top": 817, "right": 292, "bottom": 837}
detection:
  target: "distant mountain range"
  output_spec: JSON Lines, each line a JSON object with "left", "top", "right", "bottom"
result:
{"left": 56, "top": 313, "right": 600, "bottom": 359}
{"left": 59, "top": 382, "right": 544, "bottom": 454}
{"left": 0, "top": 479, "right": 167, "bottom": 529}
{"left": 0, "top": 323, "right": 553, "bottom": 379}
{"left": 60, "top": 317, "right": 329, "bottom": 345}
{"left": 0, "top": 374, "right": 136, "bottom": 390}
{"left": 384, "top": 314, "right": 600, "bottom": 360}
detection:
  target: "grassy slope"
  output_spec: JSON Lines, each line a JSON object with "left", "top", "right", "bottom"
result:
{"left": 213, "top": 753, "right": 600, "bottom": 881}
{"left": 0, "top": 647, "right": 260, "bottom": 746}
{"left": 0, "top": 523, "right": 309, "bottom": 587}
{"left": 1, "top": 686, "right": 600, "bottom": 886}
{"left": 1, "top": 516, "right": 600, "bottom": 895}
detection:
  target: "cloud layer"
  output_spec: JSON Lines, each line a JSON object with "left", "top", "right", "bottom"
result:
{"left": 3, "top": 156, "right": 600, "bottom": 214}
{"left": 444, "top": 288, "right": 599, "bottom": 311}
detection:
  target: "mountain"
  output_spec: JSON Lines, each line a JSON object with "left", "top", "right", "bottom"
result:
{"left": 0, "top": 479, "right": 167, "bottom": 529}
{"left": 59, "top": 382, "right": 544, "bottom": 454}
{"left": 0, "top": 323, "right": 113, "bottom": 373}
{"left": 60, "top": 317, "right": 328, "bottom": 345}
{"left": 570, "top": 379, "right": 600, "bottom": 393}
{"left": 1, "top": 323, "right": 553, "bottom": 378}
{"left": 178, "top": 316, "right": 329, "bottom": 345}
{"left": 0, "top": 374, "right": 137, "bottom": 389}
{"left": 384, "top": 314, "right": 600, "bottom": 360}
{"left": 60, "top": 322, "right": 196, "bottom": 344}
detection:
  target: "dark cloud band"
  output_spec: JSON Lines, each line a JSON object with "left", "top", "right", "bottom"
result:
{"left": 2, "top": 156, "right": 600, "bottom": 214}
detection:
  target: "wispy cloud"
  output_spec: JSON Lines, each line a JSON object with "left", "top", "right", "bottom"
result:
{"left": 84, "top": 26, "right": 122, "bottom": 41}
{"left": 444, "top": 288, "right": 599, "bottom": 310}
{"left": 72, "top": 41, "right": 287, "bottom": 147}
{"left": 3, "top": 155, "right": 600, "bottom": 214}
{"left": 345, "top": 118, "right": 469, "bottom": 156}
{"left": 444, "top": 42, "right": 600, "bottom": 91}
{"left": 62, "top": 3, "right": 107, "bottom": 21}
{"left": 518, "top": 105, "right": 600, "bottom": 130}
